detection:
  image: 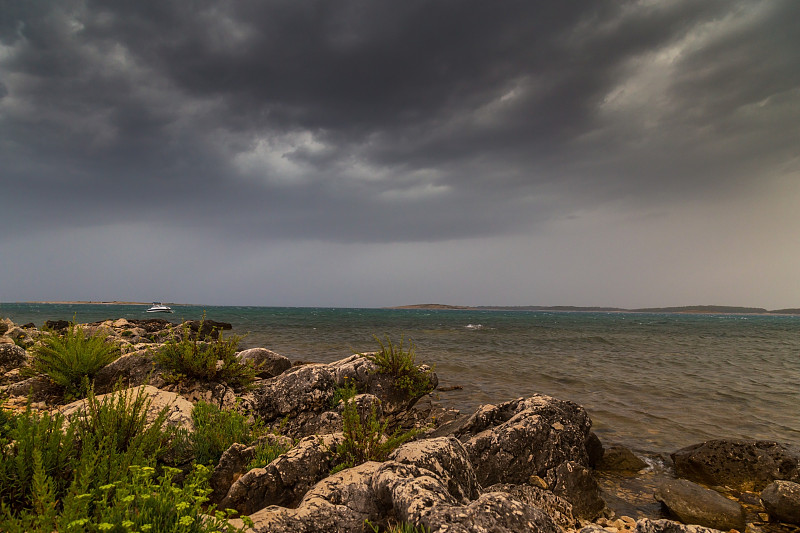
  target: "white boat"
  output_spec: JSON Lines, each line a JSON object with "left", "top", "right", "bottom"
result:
{"left": 146, "top": 302, "right": 173, "bottom": 313}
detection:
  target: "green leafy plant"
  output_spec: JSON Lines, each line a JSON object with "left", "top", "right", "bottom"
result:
{"left": 333, "top": 394, "right": 417, "bottom": 474}
{"left": 246, "top": 438, "right": 294, "bottom": 470}
{"left": 365, "top": 519, "right": 431, "bottom": 533}
{"left": 31, "top": 323, "right": 120, "bottom": 400}
{"left": 363, "top": 336, "right": 434, "bottom": 400}
{"left": 155, "top": 318, "right": 255, "bottom": 389}
{"left": 330, "top": 378, "right": 358, "bottom": 408}
{"left": 189, "top": 401, "right": 263, "bottom": 466}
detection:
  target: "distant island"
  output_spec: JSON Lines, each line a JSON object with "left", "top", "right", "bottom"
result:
{"left": 390, "top": 304, "right": 800, "bottom": 315}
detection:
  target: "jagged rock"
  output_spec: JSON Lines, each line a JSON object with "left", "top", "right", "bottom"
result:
{"left": 586, "top": 431, "right": 605, "bottom": 467}
{"left": 485, "top": 483, "right": 578, "bottom": 530}
{"left": 389, "top": 436, "right": 480, "bottom": 504}
{"left": 248, "top": 461, "right": 383, "bottom": 533}
{"left": 60, "top": 385, "right": 195, "bottom": 432}
{"left": 672, "top": 439, "right": 800, "bottom": 491}
{"left": 0, "top": 343, "right": 27, "bottom": 373}
{"left": 162, "top": 380, "right": 240, "bottom": 411}
{"left": 654, "top": 479, "right": 745, "bottom": 531}
{"left": 0, "top": 319, "right": 9, "bottom": 335}
{"left": 210, "top": 443, "right": 257, "bottom": 503}
{"left": 546, "top": 460, "right": 606, "bottom": 519}
{"left": 248, "top": 451, "right": 561, "bottom": 533}
{"left": 447, "top": 394, "right": 593, "bottom": 487}
{"left": 92, "top": 350, "right": 163, "bottom": 393}
{"left": 761, "top": 480, "right": 800, "bottom": 525}
{"left": 634, "top": 518, "right": 725, "bottom": 533}
{"left": 184, "top": 319, "right": 232, "bottom": 339}
{"left": 221, "top": 433, "right": 344, "bottom": 514}
{"left": 4, "top": 326, "right": 35, "bottom": 348}
{"left": 236, "top": 348, "right": 291, "bottom": 378}
{"left": 598, "top": 444, "right": 648, "bottom": 473}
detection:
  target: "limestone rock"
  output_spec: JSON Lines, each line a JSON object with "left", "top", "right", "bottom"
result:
{"left": 422, "top": 491, "right": 561, "bottom": 533}
{"left": 485, "top": 482, "right": 578, "bottom": 530}
{"left": 654, "top": 479, "right": 745, "bottom": 531}
{"left": 210, "top": 443, "right": 257, "bottom": 503}
{"left": 598, "top": 445, "right": 648, "bottom": 473}
{"left": 761, "top": 479, "right": 800, "bottom": 525}
{"left": 672, "top": 439, "right": 800, "bottom": 491}
{"left": 92, "top": 350, "right": 163, "bottom": 393}
{"left": 451, "top": 394, "right": 593, "bottom": 486}
{"left": 221, "top": 433, "right": 344, "bottom": 514}
{"left": 236, "top": 348, "right": 291, "bottom": 378}
{"left": 389, "top": 436, "right": 480, "bottom": 504}
{"left": 0, "top": 343, "right": 27, "bottom": 373}
{"left": 546, "top": 460, "right": 606, "bottom": 519}
{"left": 2, "top": 375, "right": 61, "bottom": 401}
{"left": 634, "top": 518, "right": 725, "bottom": 533}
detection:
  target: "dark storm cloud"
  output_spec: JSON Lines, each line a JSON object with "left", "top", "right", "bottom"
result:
{"left": 1, "top": 0, "right": 798, "bottom": 243}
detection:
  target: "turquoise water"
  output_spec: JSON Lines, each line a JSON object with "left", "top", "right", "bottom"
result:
{"left": 3, "top": 303, "right": 799, "bottom": 454}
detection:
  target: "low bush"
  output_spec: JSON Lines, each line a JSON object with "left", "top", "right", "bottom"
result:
{"left": 364, "top": 336, "right": 434, "bottom": 400}
{"left": 189, "top": 401, "right": 262, "bottom": 466}
{"left": 31, "top": 323, "right": 120, "bottom": 400}
{"left": 332, "top": 393, "right": 417, "bottom": 474}
{"left": 246, "top": 438, "right": 294, "bottom": 470}
{"left": 155, "top": 318, "right": 255, "bottom": 389}
{"left": 0, "top": 388, "right": 248, "bottom": 532}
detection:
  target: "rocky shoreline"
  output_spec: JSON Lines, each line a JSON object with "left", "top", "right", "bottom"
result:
{"left": 1, "top": 317, "right": 799, "bottom": 532}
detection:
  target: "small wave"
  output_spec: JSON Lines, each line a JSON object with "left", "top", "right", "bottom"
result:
{"left": 464, "top": 324, "right": 483, "bottom": 330}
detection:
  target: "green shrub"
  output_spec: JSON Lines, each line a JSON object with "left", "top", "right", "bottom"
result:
{"left": 189, "top": 401, "right": 262, "bottom": 466}
{"left": 363, "top": 336, "right": 433, "bottom": 400}
{"left": 31, "top": 323, "right": 120, "bottom": 400}
{"left": 246, "top": 438, "right": 294, "bottom": 470}
{"left": 0, "top": 388, "right": 247, "bottom": 532}
{"left": 333, "top": 394, "right": 417, "bottom": 473}
{"left": 330, "top": 378, "right": 358, "bottom": 408}
{"left": 155, "top": 320, "right": 255, "bottom": 389}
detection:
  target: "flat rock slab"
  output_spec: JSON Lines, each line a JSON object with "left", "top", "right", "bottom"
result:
{"left": 655, "top": 479, "right": 745, "bottom": 531}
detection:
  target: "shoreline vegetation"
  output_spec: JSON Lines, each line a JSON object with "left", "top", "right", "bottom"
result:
{"left": 16, "top": 301, "right": 800, "bottom": 314}
{"left": 2, "top": 316, "right": 799, "bottom": 532}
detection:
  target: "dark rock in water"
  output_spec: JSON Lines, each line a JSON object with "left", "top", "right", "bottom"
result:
{"left": 634, "top": 517, "right": 726, "bottom": 533}
{"left": 672, "top": 439, "right": 800, "bottom": 491}
{"left": 236, "top": 348, "right": 291, "bottom": 378}
{"left": 761, "top": 480, "right": 800, "bottom": 525}
{"left": 184, "top": 319, "right": 232, "bottom": 339}
{"left": 547, "top": 460, "right": 606, "bottom": 519}
{"left": 599, "top": 444, "right": 648, "bottom": 473}
{"left": 21, "top": 323, "right": 35, "bottom": 329}
{"left": 654, "top": 478, "right": 745, "bottom": 531}
{"left": 128, "top": 318, "right": 175, "bottom": 332}
{"left": 44, "top": 319, "right": 70, "bottom": 331}
{"left": 0, "top": 344, "right": 27, "bottom": 373}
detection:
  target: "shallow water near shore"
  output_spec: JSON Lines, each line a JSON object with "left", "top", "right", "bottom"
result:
{"left": 3, "top": 303, "right": 799, "bottom": 455}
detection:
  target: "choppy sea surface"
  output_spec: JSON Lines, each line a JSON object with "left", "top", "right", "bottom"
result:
{"left": 3, "top": 303, "right": 799, "bottom": 454}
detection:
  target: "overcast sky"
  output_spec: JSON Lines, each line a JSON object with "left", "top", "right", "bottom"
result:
{"left": 1, "top": 1, "right": 798, "bottom": 308}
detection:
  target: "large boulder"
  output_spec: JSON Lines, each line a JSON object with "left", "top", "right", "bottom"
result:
{"left": 1, "top": 375, "right": 62, "bottom": 401}
{"left": 236, "top": 348, "right": 291, "bottom": 378}
{"left": 92, "top": 350, "right": 163, "bottom": 393}
{"left": 485, "top": 483, "right": 578, "bottom": 530}
{"left": 634, "top": 518, "right": 726, "bottom": 533}
{"left": 654, "top": 479, "right": 745, "bottom": 531}
{"left": 0, "top": 343, "right": 27, "bottom": 373}
{"left": 672, "top": 440, "right": 800, "bottom": 491}
{"left": 546, "top": 460, "right": 606, "bottom": 519}
{"left": 446, "top": 394, "right": 593, "bottom": 487}
{"left": 761, "top": 480, "right": 800, "bottom": 525}
{"left": 221, "top": 433, "right": 344, "bottom": 514}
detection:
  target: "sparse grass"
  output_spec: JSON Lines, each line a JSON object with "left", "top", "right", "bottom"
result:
{"left": 30, "top": 322, "right": 120, "bottom": 400}
{"left": 330, "top": 378, "right": 358, "bottom": 408}
{"left": 246, "top": 438, "right": 294, "bottom": 470}
{"left": 189, "top": 401, "right": 264, "bottom": 466}
{"left": 154, "top": 317, "right": 255, "bottom": 389}
{"left": 363, "top": 336, "right": 434, "bottom": 400}
{"left": 365, "top": 519, "right": 431, "bottom": 533}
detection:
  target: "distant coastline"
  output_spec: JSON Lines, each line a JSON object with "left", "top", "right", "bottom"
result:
{"left": 390, "top": 303, "right": 800, "bottom": 315}
{"left": 20, "top": 301, "right": 182, "bottom": 306}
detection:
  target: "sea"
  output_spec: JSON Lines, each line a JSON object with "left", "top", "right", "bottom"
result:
{"left": 2, "top": 303, "right": 799, "bottom": 455}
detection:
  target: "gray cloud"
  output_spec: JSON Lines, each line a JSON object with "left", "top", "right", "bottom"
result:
{"left": 1, "top": 0, "right": 798, "bottom": 306}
